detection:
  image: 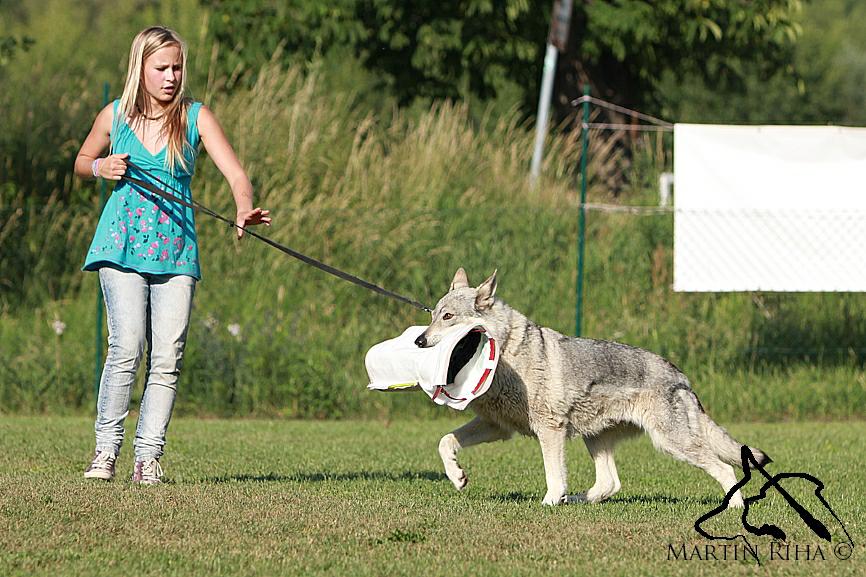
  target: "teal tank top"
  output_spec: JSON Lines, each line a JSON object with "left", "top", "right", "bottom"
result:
{"left": 83, "top": 99, "right": 203, "bottom": 279}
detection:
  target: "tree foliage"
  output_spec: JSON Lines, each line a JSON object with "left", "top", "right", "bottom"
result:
{"left": 204, "top": 0, "right": 803, "bottom": 118}
{"left": 353, "top": 0, "right": 546, "bottom": 104}
{"left": 660, "top": 0, "right": 866, "bottom": 125}
{"left": 202, "top": 0, "right": 363, "bottom": 88}
{"left": 561, "top": 1, "right": 803, "bottom": 114}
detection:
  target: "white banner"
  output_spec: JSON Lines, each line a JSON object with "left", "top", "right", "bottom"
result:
{"left": 673, "top": 124, "right": 866, "bottom": 292}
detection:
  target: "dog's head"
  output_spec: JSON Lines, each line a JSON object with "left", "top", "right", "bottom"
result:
{"left": 414, "top": 268, "right": 498, "bottom": 348}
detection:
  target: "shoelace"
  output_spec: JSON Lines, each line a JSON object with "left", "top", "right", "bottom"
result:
{"left": 140, "top": 459, "right": 163, "bottom": 481}
{"left": 91, "top": 452, "right": 115, "bottom": 470}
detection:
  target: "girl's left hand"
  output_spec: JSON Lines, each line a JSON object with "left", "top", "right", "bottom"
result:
{"left": 235, "top": 208, "right": 272, "bottom": 239}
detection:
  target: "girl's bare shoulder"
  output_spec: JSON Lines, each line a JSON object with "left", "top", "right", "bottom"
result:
{"left": 92, "top": 102, "right": 116, "bottom": 132}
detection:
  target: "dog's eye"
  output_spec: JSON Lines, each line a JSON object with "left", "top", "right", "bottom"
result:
{"left": 443, "top": 313, "right": 453, "bottom": 320}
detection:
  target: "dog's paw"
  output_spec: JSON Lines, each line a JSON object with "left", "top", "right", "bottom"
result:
{"left": 541, "top": 491, "right": 567, "bottom": 506}
{"left": 582, "top": 489, "right": 610, "bottom": 503}
{"left": 445, "top": 467, "right": 468, "bottom": 491}
{"left": 728, "top": 493, "right": 745, "bottom": 509}
{"left": 579, "top": 480, "right": 621, "bottom": 503}
{"left": 453, "top": 472, "right": 468, "bottom": 491}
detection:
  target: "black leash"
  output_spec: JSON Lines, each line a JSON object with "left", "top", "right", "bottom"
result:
{"left": 121, "top": 159, "right": 431, "bottom": 312}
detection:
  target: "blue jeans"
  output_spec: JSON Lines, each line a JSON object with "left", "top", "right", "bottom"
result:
{"left": 94, "top": 265, "right": 196, "bottom": 461}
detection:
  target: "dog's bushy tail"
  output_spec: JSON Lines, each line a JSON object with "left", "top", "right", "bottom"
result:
{"left": 701, "top": 412, "right": 771, "bottom": 469}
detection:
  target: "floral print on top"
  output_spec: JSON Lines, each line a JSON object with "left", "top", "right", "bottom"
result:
{"left": 83, "top": 100, "right": 203, "bottom": 279}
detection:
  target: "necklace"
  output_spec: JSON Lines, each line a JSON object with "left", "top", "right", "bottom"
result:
{"left": 136, "top": 106, "right": 166, "bottom": 121}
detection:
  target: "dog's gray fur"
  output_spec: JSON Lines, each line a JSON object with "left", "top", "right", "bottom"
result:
{"left": 417, "top": 268, "right": 768, "bottom": 507}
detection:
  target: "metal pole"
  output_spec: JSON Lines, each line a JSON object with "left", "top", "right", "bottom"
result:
{"left": 530, "top": 43, "right": 558, "bottom": 188}
{"left": 530, "top": 0, "right": 573, "bottom": 188}
{"left": 95, "top": 81, "right": 109, "bottom": 404}
{"left": 575, "top": 83, "right": 590, "bottom": 336}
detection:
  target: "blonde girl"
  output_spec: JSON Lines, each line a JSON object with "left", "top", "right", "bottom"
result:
{"left": 74, "top": 25, "right": 270, "bottom": 483}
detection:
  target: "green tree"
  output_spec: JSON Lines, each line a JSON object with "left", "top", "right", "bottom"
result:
{"left": 656, "top": 0, "right": 866, "bottom": 125}
{"left": 559, "top": 0, "right": 803, "bottom": 116}
{"left": 202, "top": 0, "right": 364, "bottom": 88}
{"left": 205, "top": 1, "right": 802, "bottom": 118}
{"left": 354, "top": 0, "right": 546, "bottom": 104}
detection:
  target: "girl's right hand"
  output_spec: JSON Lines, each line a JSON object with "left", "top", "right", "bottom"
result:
{"left": 99, "top": 153, "right": 129, "bottom": 180}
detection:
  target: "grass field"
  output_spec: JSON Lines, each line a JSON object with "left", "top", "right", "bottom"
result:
{"left": 1, "top": 416, "right": 862, "bottom": 576}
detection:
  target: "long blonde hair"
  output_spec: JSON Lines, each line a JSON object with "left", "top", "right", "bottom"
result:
{"left": 119, "top": 26, "right": 192, "bottom": 174}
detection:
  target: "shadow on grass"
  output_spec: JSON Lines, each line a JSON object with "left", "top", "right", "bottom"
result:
{"left": 489, "top": 492, "right": 535, "bottom": 503}
{"left": 204, "top": 470, "right": 447, "bottom": 484}
{"left": 608, "top": 493, "right": 719, "bottom": 506}
{"left": 486, "top": 493, "right": 721, "bottom": 505}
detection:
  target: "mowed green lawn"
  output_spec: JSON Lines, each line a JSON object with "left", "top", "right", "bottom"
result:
{"left": 0, "top": 416, "right": 862, "bottom": 577}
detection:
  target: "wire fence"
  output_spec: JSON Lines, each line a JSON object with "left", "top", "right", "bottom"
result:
{"left": 569, "top": 93, "right": 866, "bottom": 362}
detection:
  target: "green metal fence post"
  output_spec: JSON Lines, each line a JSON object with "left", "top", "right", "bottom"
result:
{"left": 94, "top": 82, "right": 109, "bottom": 405}
{"left": 575, "top": 84, "right": 590, "bottom": 337}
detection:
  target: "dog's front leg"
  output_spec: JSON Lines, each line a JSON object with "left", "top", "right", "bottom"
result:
{"left": 439, "top": 416, "right": 512, "bottom": 491}
{"left": 537, "top": 426, "right": 568, "bottom": 506}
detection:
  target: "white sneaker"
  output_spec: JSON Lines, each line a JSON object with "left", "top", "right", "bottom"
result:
{"left": 84, "top": 451, "right": 116, "bottom": 480}
{"left": 131, "top": 458, "right": 164, "bottom": 484}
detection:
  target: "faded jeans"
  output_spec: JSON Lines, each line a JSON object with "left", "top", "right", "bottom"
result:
{"left": 94, "top": 265, "right": 196, "bottom": 461}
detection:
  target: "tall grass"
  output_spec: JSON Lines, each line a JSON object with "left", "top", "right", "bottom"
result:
{"left": 2, "top": 1, "right": 865, "bottom": 419}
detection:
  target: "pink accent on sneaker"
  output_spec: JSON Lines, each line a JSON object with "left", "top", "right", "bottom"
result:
{"left": 131, "top": 458, "right": 164, "bottom": 484}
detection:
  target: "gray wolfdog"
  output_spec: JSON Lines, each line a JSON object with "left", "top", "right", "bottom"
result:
{"left": 414, "top": 268, "right": 769, "bottom": 507}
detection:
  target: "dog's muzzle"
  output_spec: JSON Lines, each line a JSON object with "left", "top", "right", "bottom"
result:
{"left": 414, "top": 333, "right": 427, "bottom": 348}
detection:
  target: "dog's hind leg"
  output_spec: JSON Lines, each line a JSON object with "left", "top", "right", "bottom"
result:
{"left": 439, "top": 416, "right": 512, "bottom": 491}
{"left": 644, "top": 418, "right": 745, "bottom": 508}
{"left": 659, "top": 437, "right": 744, "bottom": 508}
{"left": 575, "top": 424, "right": 639, "bottom": 504}
{"left": 700, "top": 460, "right": 742, "bottom": 508}
{"left": 537, "top": 426, "right": 569, "bottom": 506}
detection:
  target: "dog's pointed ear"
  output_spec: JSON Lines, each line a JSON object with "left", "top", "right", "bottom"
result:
{"left": 475, "top": 269, "right": 498, "bottom": 310}
{"left": 450, "top": 267, "right": 470, "bottom": 291}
